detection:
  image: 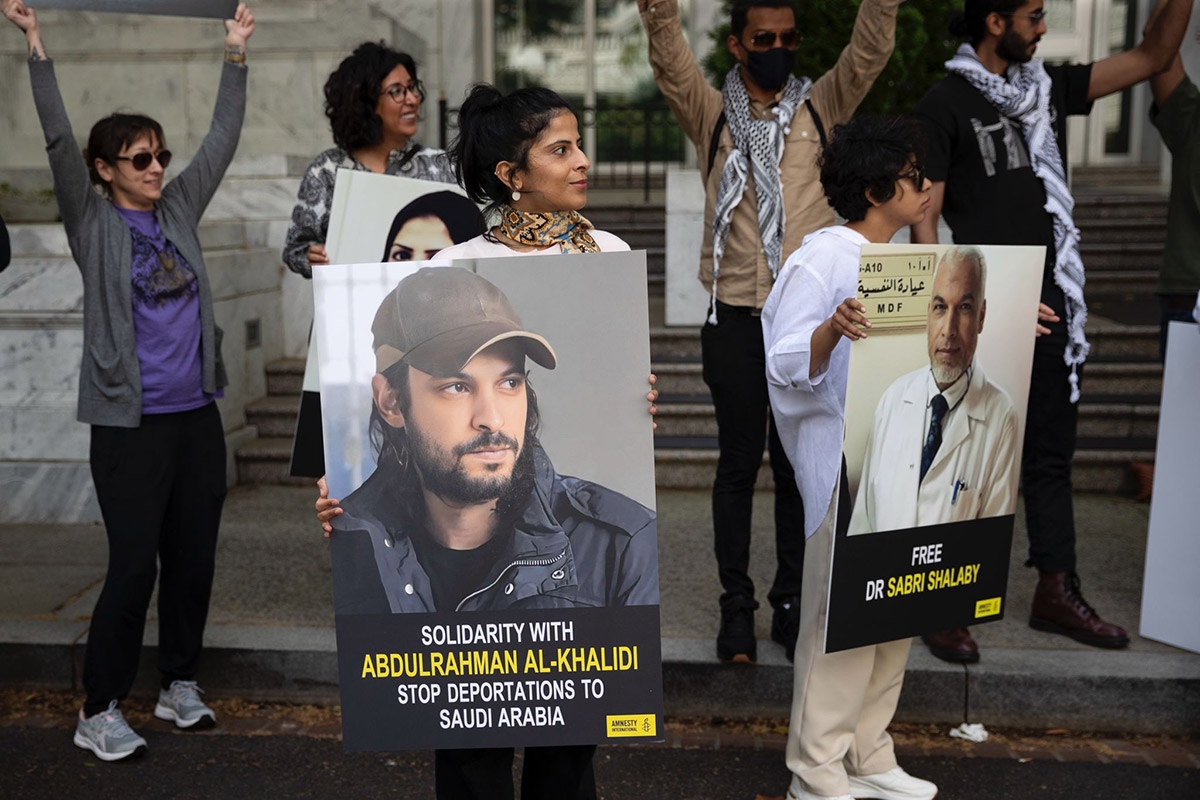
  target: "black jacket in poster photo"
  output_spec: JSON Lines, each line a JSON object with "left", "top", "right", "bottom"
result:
{"left": 330, "top": 443, "right": 659, "bottom": 614}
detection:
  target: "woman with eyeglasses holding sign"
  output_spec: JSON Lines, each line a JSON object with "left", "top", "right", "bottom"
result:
{"left": 3, "top": 0, "right": 255, "bottom": 762}
{"left": 282, "top": 42, "right": 456, "bottom": 277}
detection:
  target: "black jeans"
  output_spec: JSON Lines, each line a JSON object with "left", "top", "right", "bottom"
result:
{"left": 435, "top": 745, "right": 597, "bottom": 800}
{"left": 83, "top": 403, "right": 226, "bottom": 716}
{"left": 1022, "top": 285, "right": 1079, "bottom": 574}
{"left": 701, "top": 302, "right": 805, "bottom": 612}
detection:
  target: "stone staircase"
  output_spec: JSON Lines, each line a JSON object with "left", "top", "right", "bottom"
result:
{"left": 233, "top": 187, "right": 1166, "bottom": 496}
{"left": 639, "top": 191, "right": 1167, "bottom": 495}
{"left": 0, "top": 215, "right": 280, "bottom": 523}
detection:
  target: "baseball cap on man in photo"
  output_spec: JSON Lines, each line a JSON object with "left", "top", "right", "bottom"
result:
{"left": 372, "top": 266, "right": 557, "bottom": 376}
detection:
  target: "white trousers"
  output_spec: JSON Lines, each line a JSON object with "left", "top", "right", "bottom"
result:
{"left": 784, "top": 483, "right": 912, "bottom": 797}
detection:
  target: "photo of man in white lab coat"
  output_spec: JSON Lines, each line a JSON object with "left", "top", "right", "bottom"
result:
{"left": 849, "top": 246, "right": 1020, "bottom": 535}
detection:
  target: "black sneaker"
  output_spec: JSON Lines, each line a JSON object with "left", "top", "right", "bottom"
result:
{"left": 771, "top": 597, "right": 800, "bottom": 662}
{"left": 717, "top": 605, "right": 756, "bottom": 663}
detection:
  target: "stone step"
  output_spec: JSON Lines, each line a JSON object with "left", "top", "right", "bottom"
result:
{"left": 1085, "top": 322, "right": 1160, "bottom": 360}
{"left": 1083, "top": 361, "right": 1162, "bottom": 396}
{"left": 234, "top": 436, "right": 312, "bottom": 486}
{"left": 651, "top": 361, "right": 706, "bottom": 397}
{"left": 1079, "top": 242, "right": 1163, "bottom": 271}
{"left": 1076, "top": 217, "right": 1167, "bottom": 244}
{"left": 584, "top": 204, "right": 667, "bottom": 227}
{"left": 1071, "top": 192, "right": 1168, "bottom": 220}
{"left": 651, "top": 400, "right": 1160, "bottom": 441}
{"left": 1084, "top": 271, "right": 1158, "bottom": 296}
{"left": 246, "top": 395, "right": 302, "bottom": 438}
{"left": 266, "top": 358, "right": 307, "bottom": 397}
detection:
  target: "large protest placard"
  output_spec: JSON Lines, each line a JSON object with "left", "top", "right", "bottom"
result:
{"left": 36, "top": 0, "right": 236, "bottom": 18}
{"left": 825, "top": 244, "right": 1043, "bottom": 653}
{"left": 1140, "top": 321, "right": 1200, "bottom": 655}
{"left": 291, "top": 172, "right": 484, "bottom": 478}
{"left": 313, "top": 253, "right": 662, "bottom": 750}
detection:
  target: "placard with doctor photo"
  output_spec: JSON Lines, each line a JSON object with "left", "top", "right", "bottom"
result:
{"left": 824, "top": 243, "right": 1043, "bottom": 653}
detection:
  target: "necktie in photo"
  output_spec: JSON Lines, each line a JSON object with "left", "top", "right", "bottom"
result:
{"left": 920, "top": 394, "right": 949, "bottom": 483}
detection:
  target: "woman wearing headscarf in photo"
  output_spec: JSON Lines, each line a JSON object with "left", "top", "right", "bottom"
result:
{"left": 4, "top": 0, "right": 254, "bottom": 761}
{"left": 282, "top": 41, "right": 456, "bottom": 278}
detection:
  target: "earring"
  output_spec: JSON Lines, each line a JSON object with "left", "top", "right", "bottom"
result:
{"left": 511, "top": 189, "right": 521, "bottom": 202}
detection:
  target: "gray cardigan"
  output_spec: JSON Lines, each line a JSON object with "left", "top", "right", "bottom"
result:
{"left": 29, "top": 58, "right": 246, "bottom": 428}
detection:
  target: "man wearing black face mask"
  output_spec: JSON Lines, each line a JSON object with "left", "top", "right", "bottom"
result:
{"left": 636, "top": 0, "right": 902, "bottom": 665}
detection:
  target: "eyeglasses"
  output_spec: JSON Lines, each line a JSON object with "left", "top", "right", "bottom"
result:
{"left": 382, "top": 81, "right": 426, "bottom": 104}
{"left": 1000, "top": 10, "right": 1047, "bottom": 24}
{"left": 114, "top": 150, "right": 172, "bottom": 171}
{"left": 898, "top": 163, "right": 926, "bottom": 189}
{"left": 746, "top": 28, "right": 801, "bottom": 49}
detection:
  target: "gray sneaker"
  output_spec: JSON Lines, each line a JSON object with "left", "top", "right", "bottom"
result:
{"left": 154, "top": 680, "right": 216, "bottom": 729}
{"left": 73, "top": 701, "right": 148, "bottom": 761}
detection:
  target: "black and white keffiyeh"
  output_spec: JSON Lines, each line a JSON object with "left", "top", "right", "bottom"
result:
{"left": 946, "top": 43, "right": 1089, "bottom": 402}
{"left": 710, "top": 66, "right": 811, "bottom": 324}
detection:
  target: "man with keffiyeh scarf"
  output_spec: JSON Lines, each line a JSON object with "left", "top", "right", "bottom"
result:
{"left": 911, "top": 0, "right": 1193, "bottom": 666}
{"left": 637, "top": 0, "right": 903, "bottom": 666}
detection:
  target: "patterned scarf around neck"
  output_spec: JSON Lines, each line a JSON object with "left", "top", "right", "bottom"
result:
{"left": 946, "top": 43, "right": 1089, "bottom": 402}
{"left": 497, "top": 206, "right": 599, "bottom": 254}
{"left": 709, "top": 66, "right": 811, "bottom": 324}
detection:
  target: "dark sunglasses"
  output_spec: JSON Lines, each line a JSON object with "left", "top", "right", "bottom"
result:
{"left": 747, "top": 28, "right": 800, "bottom": 49}
{"left": 115, "top": 150, "right": 172, "bottom": 171}
{"left": 898, "top": 163, "right": 926, "bottom": 189}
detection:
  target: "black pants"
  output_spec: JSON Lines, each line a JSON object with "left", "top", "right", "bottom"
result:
{"left": 435, "top": 745, "right": 597, "bottom": 800}
{"left": 83, "top": 403, "right": 226, "bottom": 716}
{"left": 701, "top": 302, "right": 804, "bottom": 612}
{"left": 1022, "top": 285, "right": 1079, "bottom": 574}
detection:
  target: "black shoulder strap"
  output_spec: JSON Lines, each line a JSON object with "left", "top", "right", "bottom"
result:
{"left": 395, "top": 143, "right": 424, "bottom": 170}
{"left": 706, "top": 99, "right": 828, "bottom": 178}
{"left": 805, "top": 98, "right": 827, "bottom": 149}
{"left": 706, "top": 110, "right": 727, "bottom": 178}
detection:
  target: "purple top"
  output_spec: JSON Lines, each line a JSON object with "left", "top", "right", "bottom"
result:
{"left": 114, "top": 206, "right": 215, "bottom": 413}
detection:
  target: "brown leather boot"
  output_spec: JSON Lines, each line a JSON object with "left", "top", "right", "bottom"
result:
{"left": 1029, "top": 571, "right": 1129, "bottom": 648}
{"left": 921, "top": 627, "right": 980, "bottom": 663}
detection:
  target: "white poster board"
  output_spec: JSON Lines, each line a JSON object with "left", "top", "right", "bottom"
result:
{"left": 1139, "top": 321, "right": 1200, "bottom": 654}
{"left": 665, "top": 169, "right": 710, "bottom": 327}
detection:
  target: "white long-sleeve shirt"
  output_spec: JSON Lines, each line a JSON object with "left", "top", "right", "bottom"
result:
{"left": 761, "top": 225, "right": 866, "bottom": 538}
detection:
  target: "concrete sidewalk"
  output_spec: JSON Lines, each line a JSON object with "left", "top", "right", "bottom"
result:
{"left": 1, "top": 486, "right": 1196, "bottom": 735}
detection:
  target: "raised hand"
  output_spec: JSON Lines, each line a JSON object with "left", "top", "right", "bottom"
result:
{"left": 224, "top": 2, "right": 255, "bottom": 48}
{"left": 2, "top": 0, "right": 36, "bottom": 32}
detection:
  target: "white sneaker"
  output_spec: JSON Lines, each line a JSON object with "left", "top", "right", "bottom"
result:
{"left": 847, "top": 766, "right": 938, "bottom": 800}
{"left": 73, "top": 701, "right": 147, "bottom": 761}
{"left": 786, "top": 773, "right": 854, "bottom": 800}
{"left": 154, "top": 680, "right": 216, "bottom": 729}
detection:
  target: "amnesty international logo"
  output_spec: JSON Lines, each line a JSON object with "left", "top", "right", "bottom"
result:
{"left": 606, "top": 714, "right": 656, "bottom": 738}
{"left": 974, "top": 597, "right": 1002, "bottom": 618}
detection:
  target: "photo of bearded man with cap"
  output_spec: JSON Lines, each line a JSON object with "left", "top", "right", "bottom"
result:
{"left": 327, "top": 266, "right": 659, "bottom": 615}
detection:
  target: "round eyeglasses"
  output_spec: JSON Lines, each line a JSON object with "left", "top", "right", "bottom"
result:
{"left": 382, "top": 80, "right": 426, "bottom": 105}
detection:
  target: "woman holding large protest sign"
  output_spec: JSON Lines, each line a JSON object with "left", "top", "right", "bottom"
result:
{"left": 4, "top": 0, "right": 254, "bottom": 762}
{"left": 282, "top": 41, "right": 456, "bottom": 277}
{"left": 317, "top": 83, "right": 654, "bottom": 800}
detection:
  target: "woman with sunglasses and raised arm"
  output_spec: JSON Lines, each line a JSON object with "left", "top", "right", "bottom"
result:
{"left": 282, "top": 41, "right": 455, "bottom": 278}
{"left": 4, "top": 0, "right": 254, "bottom": 761}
